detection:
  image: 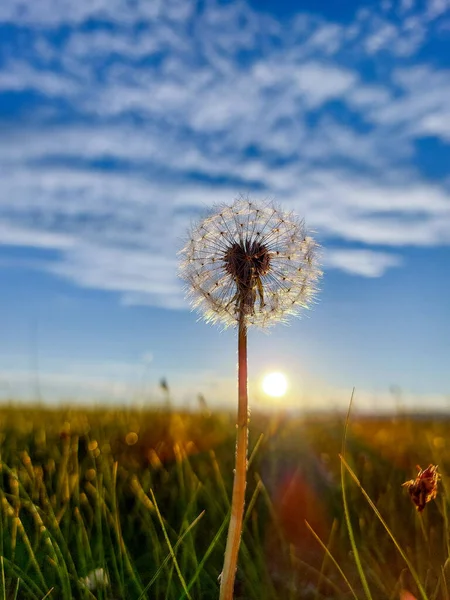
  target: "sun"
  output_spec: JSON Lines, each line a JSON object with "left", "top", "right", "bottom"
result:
{"left": 262, "top": 372, "right": 288, "bottom": 398}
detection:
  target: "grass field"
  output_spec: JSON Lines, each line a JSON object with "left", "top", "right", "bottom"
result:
{"left": 0, "top": 403, "right": 448, "bottom": 599}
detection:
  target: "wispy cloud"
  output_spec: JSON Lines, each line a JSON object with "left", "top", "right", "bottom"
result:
{"left": 324, "top": 249, "right": 403, "bottom": 277}
{"left": 0, "top": 0, "right": 449, "bottom": 305}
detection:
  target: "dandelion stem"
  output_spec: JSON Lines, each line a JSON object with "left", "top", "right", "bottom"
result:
{"left": 220, "top": 309, "right": 248, "bottom": 600}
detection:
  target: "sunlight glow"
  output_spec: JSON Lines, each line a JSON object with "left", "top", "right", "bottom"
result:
{"left": 262, "top": 372, "right": 288, "bottom": 398}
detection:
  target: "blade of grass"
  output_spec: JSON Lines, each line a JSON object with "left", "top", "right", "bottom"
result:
{"left": 305, "top": 520, "right": 359, "bottom": 600}
{"left": 314, "top": 518, "right": 338, "bottom": 600}
{"left": 340, "top": 454, "right": 429, "bottom": 600}
{"left": 179, "top": 513, "right": 230, "bottom": 600}
{"left": 12, "top": 578, "right": 20, "bottom": 600}
{"left": 0, "top": 556, "right": 5, "bottom": 600}
{"left": 254, "top": 473, "right": 287, "bottom": 550}
{"left": 242, "top": 478, "right": 262, "bottom": 529}
{"left": 289, "top": 552, "right": 348, "bottom": 598}
{"left": 89, "top": 480, "right": 145, "bottom": 598}
{"left": 149, "top": 489, "right": 192, "bottom": 600}
{"left": 139, "top": 510, "right": 205, "bottom": 599}
{"left": 431, "top": 576, "right": 441, "bottom": 600}
{"left": 209, "top": 450, "right": 230, "bottom": 507}
{"left": 0, "top": 491, "right": 48, "bottom": 594}
{"left": 1, "top": 557, "right": 43, "bottom": 600}
{"left": 164, "top": 562, "right": 175, "bottom": 600}
{"left": 441, "top": 560, "right": 449, "bottom": 600}
{"left": 175, "top": 479, "right": 203, "bottom": 587}
{"left": 45, "top": 527, "right": 72, "bottom": 599}
{"left": 110, "top": 461, "right": 126, "bottom": 597}
{"left": 341, "top": 389, "right": 373, "bottom": 600}
{"left": 248, "top": 434, "right": 264, "bottom": 468}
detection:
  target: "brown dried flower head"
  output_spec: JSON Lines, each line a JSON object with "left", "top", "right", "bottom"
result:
{"left": 402, "top": 464, "right": 440, "bottom": 512}
{"left": 179, "top": 197, "right": 322, "bottom": 328}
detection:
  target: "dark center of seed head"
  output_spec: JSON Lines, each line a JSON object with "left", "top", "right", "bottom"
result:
{"left": 223, "top": 241, "right": 271, "bottom": 284}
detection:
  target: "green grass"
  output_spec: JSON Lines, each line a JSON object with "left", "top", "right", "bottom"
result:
{"left": 0, "top": 404, "right": 448, "bottom": 599}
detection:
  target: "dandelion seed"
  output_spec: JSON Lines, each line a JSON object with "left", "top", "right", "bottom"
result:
{"left": 402, "top": 464, "right": 440, "bottom": 512}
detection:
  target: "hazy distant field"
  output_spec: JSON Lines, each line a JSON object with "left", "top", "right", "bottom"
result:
{"left": 0, "top": 404, "right": 448, "bottom": 599}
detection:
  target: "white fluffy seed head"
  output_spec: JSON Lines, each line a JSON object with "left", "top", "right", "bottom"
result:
{"left": 179, "top": 197, "right": 322, "bottom": 328}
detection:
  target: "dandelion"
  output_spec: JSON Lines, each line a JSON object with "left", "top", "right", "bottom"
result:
{"left": 179, "top": 196, "right": 321, "bottom": 600}
{"left": 181, "top": 197, "right": 320, "bottom": 329}
{"left": 402, "top": 464, "right": 440, "bottom": 512}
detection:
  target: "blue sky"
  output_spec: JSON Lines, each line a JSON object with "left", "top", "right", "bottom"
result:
{"left": 0, "top": 0, "right": 449, "bottom": 411}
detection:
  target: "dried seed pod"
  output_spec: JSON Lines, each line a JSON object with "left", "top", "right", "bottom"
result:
{"left": 402, "top": 464, "right": 440, "bottom": 512}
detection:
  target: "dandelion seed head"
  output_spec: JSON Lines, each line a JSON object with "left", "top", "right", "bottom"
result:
{"left": 179, "top": 197, "right": 322, "bottom": 328}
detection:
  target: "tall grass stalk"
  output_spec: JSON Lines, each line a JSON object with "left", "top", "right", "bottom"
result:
{"left": 341, "top": 390, "right": 373, "bottom": 600}
{"left": 305, "top": 520, "right": 358, "bottom": 600}
{"left": 150, "top": 489, "right": 192, "bottom": 600}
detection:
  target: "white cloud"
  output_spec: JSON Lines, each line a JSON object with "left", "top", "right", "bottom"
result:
{"left": 0, "top": 0, "right": 190, "bottom": 26}
{"left": 419, "top": 112, "right": 450, "bottom": 139}
{"left": 304, "top": 22, "right": 344, "bottom": 54}
{"left": 400, "top": 0, "right": 415, "bottom": 13}
{"left": 365, "top": 21, "right": 399, "bottom": 54}
{"left": 0, "top": 221, "right": 74, "bottom": 249}
{"left": 47, "top": 243, "right": 184, "bottom": 309}
{"left": 365, "top": 65, "right": 450, "bottom": 143}
{"left": 0, "top": 0, "right": 449, "bottom": 309}
{"left": 0, "top": 61, "right": 80, "bottom": 95}
{"left": 325, "top": 249, "right": 403, "bottom": 277}
{"left": 426, "top": 0, "right": 450, "bottom": 19}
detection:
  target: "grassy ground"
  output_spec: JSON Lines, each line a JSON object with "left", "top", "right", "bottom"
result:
{"left": 0, "top": 403, "right": 448, "bottom": 599}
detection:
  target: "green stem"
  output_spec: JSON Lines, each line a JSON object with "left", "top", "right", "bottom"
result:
{"left": 219, "top": 311, "right": 248, "bottom": 600}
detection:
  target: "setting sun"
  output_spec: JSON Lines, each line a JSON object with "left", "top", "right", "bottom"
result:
{"left": 262, "top": 372, "right": 288, "bottom": 398}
